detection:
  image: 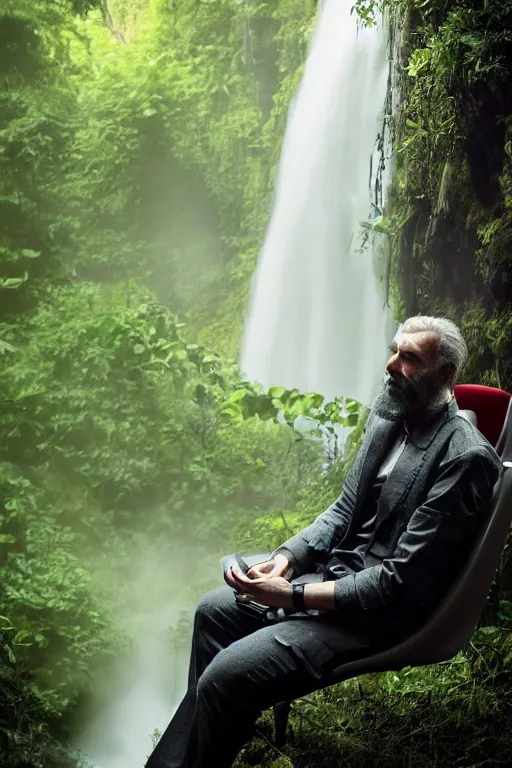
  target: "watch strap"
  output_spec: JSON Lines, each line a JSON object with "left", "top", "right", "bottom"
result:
{"left": 292, "top": 582, "right": 306, "bottom": 612}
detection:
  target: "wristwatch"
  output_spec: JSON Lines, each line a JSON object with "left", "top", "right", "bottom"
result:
{"left": 292, "top": 583, "right": 306, "bottom": 612}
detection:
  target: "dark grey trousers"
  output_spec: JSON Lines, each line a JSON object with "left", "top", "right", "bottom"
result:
{"left": 144, "top": 586, "right": 375, "bottom": 768}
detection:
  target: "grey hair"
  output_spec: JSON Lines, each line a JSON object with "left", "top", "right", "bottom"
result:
{"left": 401, "top": 315, "right": 468, "bottom": 386}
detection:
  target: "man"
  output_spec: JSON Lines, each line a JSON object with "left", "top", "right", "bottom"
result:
{"left": 146, "top": 315, "right": 503, "bottom": 768}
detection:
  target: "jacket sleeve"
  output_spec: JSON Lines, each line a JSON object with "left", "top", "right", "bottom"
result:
{"left": 272, "top": 438, "right": 366, "bottom": 575}
{"left": 333, "top": 447, "right": 503, "bottom": 612}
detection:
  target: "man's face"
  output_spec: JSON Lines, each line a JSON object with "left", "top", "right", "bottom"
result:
{"left": 372, "top": 330, "right": 447, "bottom": 421}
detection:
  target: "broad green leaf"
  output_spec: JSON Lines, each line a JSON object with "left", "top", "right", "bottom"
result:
{"left": 5, "top": 645, "right": 15, "bottom": 663}
{"left": 0, "top": 274, "right": 28, "bottom": 289}
{"left": 268, "top": 386, "right": 287, "bottom": 399}
{"left": 21, "top": 249, "right": 41, "bottom": 259}
{"left": 230, "top": 388, "right": 249, "bottom": 402}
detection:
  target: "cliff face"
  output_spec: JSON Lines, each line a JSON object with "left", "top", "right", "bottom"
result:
{"left": 387, "top": 0, "right": 512, "bottom": 392}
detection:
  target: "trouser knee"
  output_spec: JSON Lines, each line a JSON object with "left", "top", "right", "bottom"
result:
{"left": 194, "top": 586, "right": 233, "bottom": 629}
{"left": 196, "top": 647, "right": 249, "bottom": 712}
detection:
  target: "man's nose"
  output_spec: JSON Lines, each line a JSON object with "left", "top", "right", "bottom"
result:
{"left": 386, "top": 354, "right": 401, "bottom": 377}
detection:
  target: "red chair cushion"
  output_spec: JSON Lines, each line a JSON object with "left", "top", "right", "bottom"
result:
{"left": 454, "top": 384, "right": 511, "bottom": 447}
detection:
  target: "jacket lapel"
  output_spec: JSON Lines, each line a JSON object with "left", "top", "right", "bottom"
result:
{"left": 373, "top": 398, "right": 459, "bottom": 529}
{"left": 354, "top": 415, "right": 403, "bottom": 519}
{"left": 373, "top": 440, "right": 424, "bottom": 528}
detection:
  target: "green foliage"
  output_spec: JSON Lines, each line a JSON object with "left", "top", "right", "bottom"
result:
{"left": 38, "top": 0, "right": 317, "bottom": 339}
{"left": 221, "top": 385, "right": 360, "bottom": 431}
{"left": 0, "top": 277, "right": 358, "bottom": 726}
{"left": 0, "top": 0, "right": 318, "bottom": 337}
{"left": 1, "top": 279, "right": 324, "bottom": 521}
{"left": 381, "top": 0, "right": 512, "bottom": 391}
{"left": 0, "top": 465, "right": 124, "bottom": 717}
{"left": 351, "top": 0, "right": 380, "bottom": 26}
{"left": 0, "top": 619, "right": 74, "bottom": 768}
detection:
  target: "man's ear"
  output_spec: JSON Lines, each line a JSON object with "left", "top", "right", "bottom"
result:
{"left": 438, "top": 362, "right": 456, "bottom": 388}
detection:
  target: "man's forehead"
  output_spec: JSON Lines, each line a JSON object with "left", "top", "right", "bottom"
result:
{"left": 393, "top": 326, "right": 439, "bottom": 357}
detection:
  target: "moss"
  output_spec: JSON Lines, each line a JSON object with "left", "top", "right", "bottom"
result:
{"left": 385, "top": 0, "right": 512, "bottom": 391}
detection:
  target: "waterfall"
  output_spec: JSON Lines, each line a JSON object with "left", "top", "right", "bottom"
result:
{"left": 240, "top": 0, "right": 393, "bottom": 407}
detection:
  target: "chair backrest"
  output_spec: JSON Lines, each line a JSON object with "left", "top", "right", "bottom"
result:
{"left": 328, "top": 468, "right": 512, "bottom": 681}
{"left": 396, "top": 469, "right": 512, "bottom": 664}
{"left": 454, "top": 384, "right": 511, "bottom": 447}
{"left": 496, "top": 397, "right": 512, "bottom": 464}
{"left": 394, "top": 386, "right": 512, "bottom": 665}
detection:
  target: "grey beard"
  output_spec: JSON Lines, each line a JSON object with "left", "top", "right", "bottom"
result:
{"left": 371, "top": 376, "right": 409, "bottom": 421}
{"left": 371, "top": 373, "right": 449, "bottom": 425}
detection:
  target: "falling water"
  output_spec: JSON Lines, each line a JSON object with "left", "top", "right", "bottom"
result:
{"left": 240, "top": 0, "right": 393, "bottom": 407}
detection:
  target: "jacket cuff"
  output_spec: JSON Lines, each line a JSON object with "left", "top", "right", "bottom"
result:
{"left": 274, "top": 535, "right": 310, "bottom": 565}
{"left": 333, "top": 574, "right": 359, "bottom": 611}
{"left": 272, "top": 534, "right": 310, "bottom": 575}
{"left": 271, "top": 546, "right": 297, "bottom": 573}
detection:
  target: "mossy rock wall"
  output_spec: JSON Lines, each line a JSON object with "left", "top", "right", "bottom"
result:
{"left": 387, "top": 0, "right": 512, "bottom": 392}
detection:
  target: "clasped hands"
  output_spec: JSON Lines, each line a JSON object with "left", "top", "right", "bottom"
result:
{"left": 223, "top": 553, "right": 294, "bottom": 610}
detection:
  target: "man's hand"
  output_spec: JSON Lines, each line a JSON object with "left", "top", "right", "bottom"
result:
{"left": 224, "top": 566, "right": 293, "bottom": 610}
{"left": 247, "top": 553, "right": 290, "bottom": 581}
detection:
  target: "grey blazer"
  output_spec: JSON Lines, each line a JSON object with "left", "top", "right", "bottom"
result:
{"left": 277, "top": 398, "right": 503, "bottom": 633}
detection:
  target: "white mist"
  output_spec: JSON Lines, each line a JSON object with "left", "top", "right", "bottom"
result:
{"left": 75, "top": 603, "right": 189, "bottom": 768}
